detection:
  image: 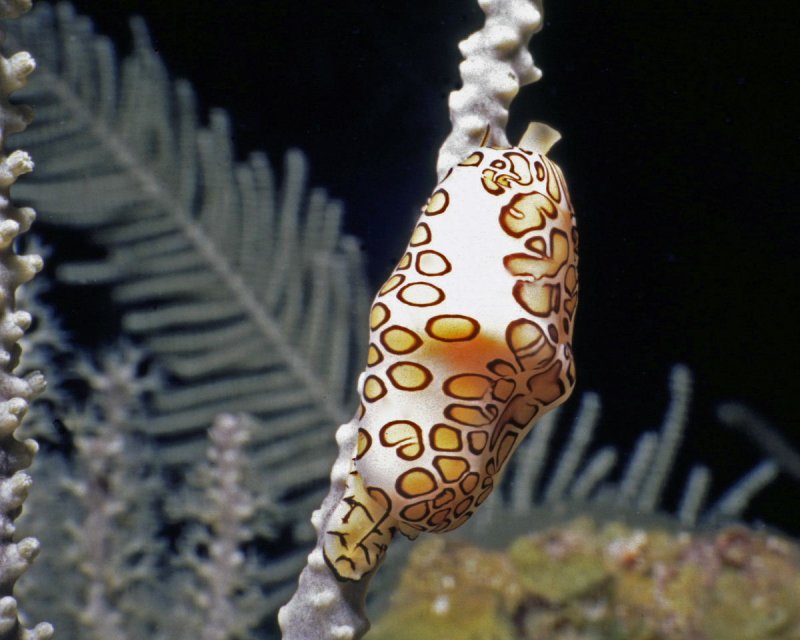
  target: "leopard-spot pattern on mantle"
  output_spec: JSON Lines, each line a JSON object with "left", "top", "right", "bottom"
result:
{"left": 324, "top": 123, "right": 578, "bottom": 581}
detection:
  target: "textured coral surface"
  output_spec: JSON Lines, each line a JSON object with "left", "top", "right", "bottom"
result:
{"left": 370, "top": 518, "right": 800, "bottom": 640}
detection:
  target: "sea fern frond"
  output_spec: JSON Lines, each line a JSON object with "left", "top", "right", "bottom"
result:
{"left": 5, "top": 3, "right": 369, "bottom": 465}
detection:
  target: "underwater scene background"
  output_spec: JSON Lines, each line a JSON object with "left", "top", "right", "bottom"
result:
{"left": 63, "top": 0, "right": 800, "bottom": 525}
{"left": 1, "top": 0, "right": 799, "bottom": 638}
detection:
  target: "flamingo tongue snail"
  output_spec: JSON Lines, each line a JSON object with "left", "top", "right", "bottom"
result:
{"left": 324, "top": 122, "right": 578, "bottom": 581}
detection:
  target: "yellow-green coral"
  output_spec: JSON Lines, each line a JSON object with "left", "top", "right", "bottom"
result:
{"left": 369, "top": 538, "right": 523, "bottom": 640}
{"left": 370, "top": 519, "right": 800, "bottom": 640}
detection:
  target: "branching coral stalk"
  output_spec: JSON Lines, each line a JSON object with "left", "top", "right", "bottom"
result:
{"left": 278, "top": 417, "right": 373, "bottom": 640}
{"left": 0, "top": 1, "right": 52, "bottom": 638}
{"left": 436, "top": 0, "right": 543, "bottom": 179}
{"left": 280, "top": 2, "right": 544, "bottom": 638}
{"left": 66, "top": 348, "right": 158, "bottom": 640}
{"left": 192, "top": 413, "right": 260, "bottom": 640}
{"left": 72, "top": 424, "right": 128, "bottom": 639}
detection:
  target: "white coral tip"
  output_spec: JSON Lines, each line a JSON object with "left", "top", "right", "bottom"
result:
{"left": 0, "top": 473, "right": 31, "bottom": 508}
{"left": 0, "top": 596, "right": 17, "bottom": 633}
{"left": 334, "top": 421, "right": 354, "bottom": 445}
{"left": 28, "top": 622, "right": 55, "bottom": 640}
{"left": 13, "top": 310, "right": 32, "bottom": 330}
{"left": 5, "top": 150, "right": 33, "bottom": 177}
{"left": 487, "top": 25, "right": 520, "bottom": 51}
{"left": 311, "top": 589, "right": 337, "bottom": 608}
{"left": 331, "top": 625, "right": 355, "bottom": 640}
{"left": 24, "top": 371, "right": 47, "bottom": 396}
{"left": 0, "top": 220, "right": 19, "bottom": 248}
{"left": 512, "top": 2, "right": 541, "bottom": 32}
{"left": 22, "top": 253, "right": 44, "bottom": 275}
{"left": 10, "top": 254, "right": 43, "bottom": 286}
{"left": 17, "top": 537, "right": 40, "bottom": 561}
{"left": 307, "top": 548, "right": 326, "bottom": 570}
{"left": 277, "top": 606, "right": 289, "bottom": 630}
{"left": 10, "top": 51, "right": 35, "bottom": 73}
{"left": 17, "top": 206, "right": 36, "bottom": 230}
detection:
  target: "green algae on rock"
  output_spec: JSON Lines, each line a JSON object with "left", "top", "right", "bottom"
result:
{"left": 369, "top": 537, "right": 524, "bottom": 640}
{"left": 369, "top": 518, "right": 800, "bottom": 640}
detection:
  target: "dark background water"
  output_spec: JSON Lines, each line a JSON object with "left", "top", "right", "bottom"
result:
{"left": 59, "top": 0, "right": 800, "bottom": 532}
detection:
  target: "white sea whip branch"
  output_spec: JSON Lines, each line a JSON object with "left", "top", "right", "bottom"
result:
{"left": 436, "top": 0, "right": 543, "bottom": 180}
{"left": 0, "top": 1, "right": 54, "bottom": 638}
{"left": 278, "top": 2, "right": 544, "bottom": 638}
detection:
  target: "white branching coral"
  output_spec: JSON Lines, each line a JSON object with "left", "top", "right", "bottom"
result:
{"left": 278, "top": 417, "right": 370, "bottom": 640}
{"left": 0, "top": 2, "right": 52, "bottom": 638}
{"left": 180, "top": 413, "right": 262, "bottom": 640}
{"left": 436, "top": 0, "right": 544, "bottom": 178}
{"left": 62, "top": 348, "right": 158, "bottom": 640}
